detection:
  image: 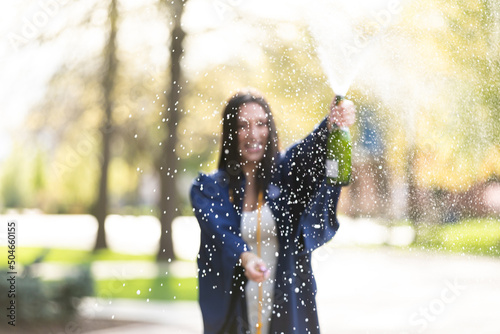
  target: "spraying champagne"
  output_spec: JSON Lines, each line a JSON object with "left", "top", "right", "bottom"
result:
{"left": 326, "top": 95, "right": 352, "bottom": 186}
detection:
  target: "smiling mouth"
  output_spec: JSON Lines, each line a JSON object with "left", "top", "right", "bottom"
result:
{"left": 245, "top": 143, "right": 263, "bottom": 152}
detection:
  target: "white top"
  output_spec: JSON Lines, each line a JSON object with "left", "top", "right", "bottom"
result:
{"left": 241, "top": 203, "right": 279, "bottom": 334}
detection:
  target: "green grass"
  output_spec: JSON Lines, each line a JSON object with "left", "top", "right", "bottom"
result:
{"left": 411, "top": 218, "right": 500, "bottom": 257}
{"left": 0, "top": 247, "right": 155, "bottom": 266}
{"left": 95, "top": 277, "right": 198, "bottom": 301}
{"left": 0, "top": 247, "right": 198, "bottom": 301}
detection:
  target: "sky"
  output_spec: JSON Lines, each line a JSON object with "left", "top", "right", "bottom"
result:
{"left": 0, "top": 1, "right": 74, "bottom": 161}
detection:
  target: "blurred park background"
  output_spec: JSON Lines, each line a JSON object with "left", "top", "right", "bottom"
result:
{"left": 1, "top": 0, "right": 500, "bottom": 332}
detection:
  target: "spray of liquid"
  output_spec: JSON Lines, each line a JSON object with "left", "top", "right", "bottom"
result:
{"left": 306, "top": 0, "right": 407, "bottom": 96}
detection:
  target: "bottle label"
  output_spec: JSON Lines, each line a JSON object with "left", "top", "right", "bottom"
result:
{"left": 326, "top": 159, "right": 339, "bottom": 178}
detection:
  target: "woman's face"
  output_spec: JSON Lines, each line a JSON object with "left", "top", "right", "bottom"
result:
{"left": 237, "top": 102, "right": 269, "bottom": 165}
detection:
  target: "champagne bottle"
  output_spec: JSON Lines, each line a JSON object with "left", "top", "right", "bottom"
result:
{"left": 326, "top": 95, "right": 352, "bottom": 186}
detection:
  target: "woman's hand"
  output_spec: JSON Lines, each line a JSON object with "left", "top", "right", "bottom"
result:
{"left": 240, "top": 251, "right": 270, "bottom": 283}
{"left": 327, "top": 97, "right": 356, "bottom": 131}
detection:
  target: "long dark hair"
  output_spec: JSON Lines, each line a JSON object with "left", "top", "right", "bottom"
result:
{"left": 218, "top": 89, "right": 279, "bottom": 201}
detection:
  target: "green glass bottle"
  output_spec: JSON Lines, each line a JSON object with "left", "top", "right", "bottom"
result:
{"left": 326, "top": 95, "right": 352, "bottom": 186}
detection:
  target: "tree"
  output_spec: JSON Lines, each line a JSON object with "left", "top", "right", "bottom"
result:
{"left": 93, "top": 0, "right": 119, "bottom": 251}
{"left": 156, "top": 0, "right": 187, "bottom": 261}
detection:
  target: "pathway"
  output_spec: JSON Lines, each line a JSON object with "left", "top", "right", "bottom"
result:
{"left": 81, "top": 246, "right": 500, "bottom": 334}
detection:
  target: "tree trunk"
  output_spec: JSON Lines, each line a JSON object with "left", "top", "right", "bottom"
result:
{"left": 93, "top": 0, "right": 118, "bottom": 251}
{"left": 407, "top": 144, "right": 421, "bottom": 223}
{"left": 157, "top": 0, "right": 187, "bottom": 261}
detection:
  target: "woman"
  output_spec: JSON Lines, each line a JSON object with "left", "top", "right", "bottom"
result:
{"left": 190, "top": 89, "right": 355, "bottom": 334}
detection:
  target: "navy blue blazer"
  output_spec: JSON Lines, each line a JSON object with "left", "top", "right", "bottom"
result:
{"left": 190, "top": 118, "right": 342, "bottom": 334}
